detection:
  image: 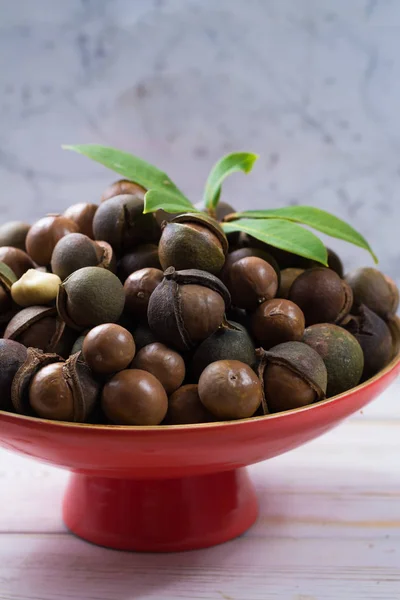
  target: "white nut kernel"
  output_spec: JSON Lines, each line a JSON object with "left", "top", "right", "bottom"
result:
{"left": 11, "top": 269, "right": 61, "bottom": 307}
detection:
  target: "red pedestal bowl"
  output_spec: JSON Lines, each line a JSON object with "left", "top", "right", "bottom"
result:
{"left": 0, "top": 352, "right": 399, "bottom": 552}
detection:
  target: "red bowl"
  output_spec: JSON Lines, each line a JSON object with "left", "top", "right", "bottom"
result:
{"left": 1, "top": 351, "right": 399, "bottom": 552}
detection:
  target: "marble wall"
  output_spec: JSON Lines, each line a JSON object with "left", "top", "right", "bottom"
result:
{"left": 0, "top": 0, "right": 399, "bottom": 280}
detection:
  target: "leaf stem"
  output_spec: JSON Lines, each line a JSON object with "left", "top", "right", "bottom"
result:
{"left": 206, "top": 206, "right": 217, "bottom": 219}
{"left": 222, "top": 212, "right": 241, "bottom": 223}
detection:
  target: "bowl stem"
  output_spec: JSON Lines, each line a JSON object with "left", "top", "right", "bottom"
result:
{"left": 62, "top": 468, "right": 258, "bottom": 552}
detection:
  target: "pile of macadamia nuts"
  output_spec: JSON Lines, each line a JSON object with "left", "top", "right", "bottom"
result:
{"left": 0, "top": 180, "right": 398, "bottom": 426}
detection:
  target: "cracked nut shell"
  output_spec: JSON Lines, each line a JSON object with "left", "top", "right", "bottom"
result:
{"left": 0, "top": 262, "right": 17, "bottom": 322}
{"left": 4, "top": 305, "right": 75, "bottom": 357}
{"left": 258, "top": 341, "right": 327, "bottom": 414}
{"left": 11, "top": 347, "right": 63, "bottom": 415}
{"left": 343, "top": 304, "right": 393, "bottom": 380}
{"left": 147, "top": 267, "right": 231, "bottom": 351}
{"left": 158, "top": 212, "right": 228, "bottom": 274}
{"left": 27, "top": 351, "right": 99, "bottom": 422}
{"left": 0, "top": 339, "right": 27, "bottom": 412}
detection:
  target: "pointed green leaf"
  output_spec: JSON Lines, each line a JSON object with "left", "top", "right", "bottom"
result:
{"left": 62, "top": 144, "right": 187, "bottom": 199}
{"left": 234, "top": 206, "right": 377, "bottom": 263}
{"left": 222, "top": 218, "right": 328, "bottom": 265}
{"left": 144, "top": 189, "right": 199, "bottom": 214}
{"left": 204, "top": 152, "right": 259, "bottom": 210}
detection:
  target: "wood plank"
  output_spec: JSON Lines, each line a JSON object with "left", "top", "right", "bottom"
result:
{"left": 0, "top": 420, "right": 399, "bottom": 599}
{"left": 0, "top": 453, "right": 66, "bottom": 533}
{"left": 354, "top": 378, "right": 400, "bottom": 419}
{"left": 0, "top": 533, "right": 398, "bottom": 600}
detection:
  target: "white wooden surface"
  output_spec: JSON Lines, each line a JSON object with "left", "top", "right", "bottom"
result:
{"left": 0, "top": 379, "right": 399, "bottom": 600}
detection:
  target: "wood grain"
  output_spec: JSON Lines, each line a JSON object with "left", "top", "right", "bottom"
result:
{"left": 0, "top": 534, "right": 398, "bottom": 600}
{"left": 0, "top": 390, "right": 400, "bottom": 599}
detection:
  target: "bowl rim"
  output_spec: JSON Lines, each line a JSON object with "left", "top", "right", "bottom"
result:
{"left": 1, "top": 348, "right": 399, "bottom": 432}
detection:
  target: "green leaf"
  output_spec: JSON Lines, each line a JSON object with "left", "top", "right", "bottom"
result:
{"left": 222, "top": 218, "right": 328, "bottom": 265}
{"left": 204, "top": 152, "right": 259, "bottom": 210}
{"left": 233, "top": 206, "right": 377, "bottom": 263}
{"left": 144, "top": 189, "right": 199, "bottom": 214}
{"left": 62, "top": 144, "right": 187, "bottom": 199}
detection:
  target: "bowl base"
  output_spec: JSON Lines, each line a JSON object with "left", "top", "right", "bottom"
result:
{"left": 62, "top": 468, "right": 258, "bottom": 552}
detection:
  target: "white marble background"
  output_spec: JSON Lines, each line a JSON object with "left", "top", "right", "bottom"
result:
{"left": 0, "top": 0, "right": 399, "bottom": 281}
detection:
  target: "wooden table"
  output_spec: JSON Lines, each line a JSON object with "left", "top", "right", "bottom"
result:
{"left": 1, "top": 380, "right": 399, "bottom": 600}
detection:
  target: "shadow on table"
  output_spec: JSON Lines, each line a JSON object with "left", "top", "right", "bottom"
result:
{"left": 3, "top": 472, "right": 294, "bottom": 600}
{"left": 7, "top": 461, "right": 397, "bottom": 599}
